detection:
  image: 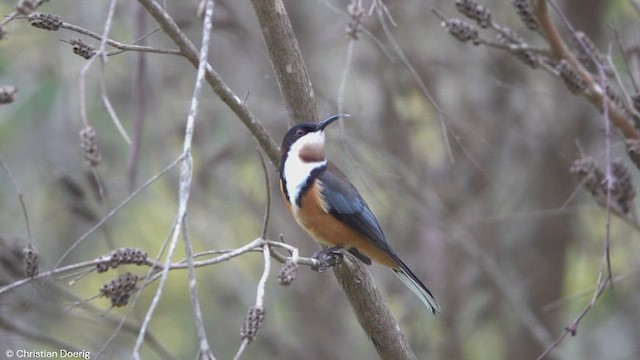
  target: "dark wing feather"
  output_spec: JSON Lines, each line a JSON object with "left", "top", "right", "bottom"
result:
{"left": 317, "top": 163, "right": 394, "bottom": 259}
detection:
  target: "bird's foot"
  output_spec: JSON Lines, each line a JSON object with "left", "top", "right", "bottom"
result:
{"left": 311, "top": 246, "right": 343, "bottom": 272}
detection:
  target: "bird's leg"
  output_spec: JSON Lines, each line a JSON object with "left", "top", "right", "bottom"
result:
{"left": 311, "top": 246, "right": 344, "bottom": 272}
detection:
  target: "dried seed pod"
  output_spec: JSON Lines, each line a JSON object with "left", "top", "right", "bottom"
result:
{"left": 572, "top": 31, "right": 612, "bottom": 76}
{"left": 15, "top": 0, "right": 37, "bottom": 15}
{"left": 79, "top": 126, "right": 101, "bottom": 167}
{"left": 557, "top": 60, "right": 586, "bottom": 94}
{"left": 100, "top": 272, "right": 138, "bottom": 307}
{"left": 68, "top": 38, "right": 95, "bottom": 59}
{"left": 611, "top": 160, "right": 635, "bottom": 214}
{"left": 22, "top": 245, "right": 39, "bottom": 278}
{"left": 512, "top": 0, "right": 538, "bottom": 30}
{"left": 111, "top": 293, "right": 131, "bottom": 307}
{"left": 442, "top": 19, "right": 479, "bottom": 45}
{"left": 277, "top": 259, "right": 298, "bottom": 286}
{"left": 28, "top": 13, "right": 62, "bottom": 31}
{"left": 627, "top": 140, "right": 640, "bottom": 170}
{"left": 240, "top": 306, "right": 265, "bottom": 341}
{"left": 0, "top": 85, "right": 18, "bottom": 105}
{"left": 570, "top": 157, "right": 605, "bottom": 199}
{"left": 97, "top": 248, "right": 148, "bottom": 273}
{"left": 455, "top": 0, "right": 491, "bottom": 28}
{"left": 346, "top": 3, "right": 364, "bottom": 40}
{"left": 96, "top": 262, "right": 109, "bottom": 273}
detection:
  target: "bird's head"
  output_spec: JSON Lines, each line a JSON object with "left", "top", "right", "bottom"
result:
{"left": 280, "top": 114, "right": 349, "bottom": 165}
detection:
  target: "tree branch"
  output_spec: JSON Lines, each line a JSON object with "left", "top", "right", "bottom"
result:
{"left": 249, "top": 1, "right": 419, "bottom": 359}
{"left": 137, "top": 0, "right": 281, "bottom": 166}
{"left": 250, "top": 0, "right": 318, "bottom": 123}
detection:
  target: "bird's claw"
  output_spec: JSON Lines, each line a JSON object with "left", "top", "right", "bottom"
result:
{"left": 311, "top": 247, "right": 343, "bottom": 272}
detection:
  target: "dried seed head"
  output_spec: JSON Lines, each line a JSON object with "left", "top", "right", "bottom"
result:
{"left": 96, "top": 262, "right": 110, "bottom": 273}
{"left": 442, "top": 19, "right": 479, "bottom": 45}
{"left": 22, "top": 245, "right": 39, "bottom": 278}
{"left": 572, "top": 31, "right": 612, "bottom": 76}
{"left": 0, "top": 85, "right": 18, "bottom": 105}
{"left": 557, "top": 59, "right": 586, "bottom": 94}
{"left": 515, "top": 49, "right": 539, "bottom": 69}
{"left": 240, "top": 306, "right": 265, "bottom": 341}
{"left": 100, "top": 272, "right": 138, "bottom": 307}
{"left": 512, "top": 0, "right": 538, "bottom": 30}
{"left": 97, "top": 248, "right": 148, "bottom": 273}
{"left": 570, "top": 157, "right": 605, "bottom": 199}
{"left": 627, "top": 139, "right": 640, "bottom": 170}
{"left": 15, "top": 0, "right": 37, "bottom": 15}
{"left": 28, "top": 13, "right": 62, "bottom": 31}
{"left": 79, "top": 126, "right": 101, "bottom": 167}
{"left": 455, "top": 0, "right": 491, "bottom": 28}
{"left": 611, "top": 160, "right": 635, "bottom": 214}
{"left": 277, "top": 259, "right": 298, "bottom": 286}
{"left": 346, "top": 3, "right": 365, "bottom": 40}
{"left": 68, "top": 38, "right": 95, "bottom": 59}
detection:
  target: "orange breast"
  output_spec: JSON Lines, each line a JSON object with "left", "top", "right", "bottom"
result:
{"left": 282, "top": 181, "right": 397, "bottom": 269}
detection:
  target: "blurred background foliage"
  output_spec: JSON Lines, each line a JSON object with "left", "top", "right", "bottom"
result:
{"left": 1, "top": 0, "right": 640, "bottom": 359}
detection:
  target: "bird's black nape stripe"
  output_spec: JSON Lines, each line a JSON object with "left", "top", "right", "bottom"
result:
{"left": 295, "top": 164, "right": 327, "bottom": 207}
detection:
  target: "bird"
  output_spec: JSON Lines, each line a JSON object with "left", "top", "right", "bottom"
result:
{"left": 279, "top": 114, "right": 439, "bottom": 314}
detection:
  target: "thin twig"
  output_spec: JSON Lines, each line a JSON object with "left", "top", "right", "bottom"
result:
{"left": 138, "top": 0, "right": 281, "bottom": 166}
{"left": 133, "top": 0, "right": 216, "bottom": 357}
{"left": 59, "top": 22, "right": 182, "bottom": 56}
{"left": 0, "top": 155, "right": 33, "bottom": 245}
{"left": 610, "top": 24, "right": 639, "bottom": 93}
{"left": 233, "top": 238, "right": 271, "bottom": 360}
{"left": 257, "top": 150, "right": 271, "bottom": 240}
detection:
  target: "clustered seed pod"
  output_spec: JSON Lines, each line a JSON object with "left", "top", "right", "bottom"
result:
{"left": 557, "top": 59, "right": 586, "bottom": 94}
{"left": 0, "top": 85, "right": 18, "bottom": 105}
{"left": 277, "top": 259, "right": 298, "bottom": 286}
{"left": 570, "top": 157, "right": 605, "bottom": 199}
{"left": 442, "top": 19, "right": 479, "bottom": 45}
{"left": 15, "top": 0, "right": 37, "bottom": 15}
{"left": 22, "top": 245, "right": 39, "bottom": 278}
{"left": 68, "top": 38, "right": 95, "bottom": 59}
{"left": 100, "top": 272, "right": 139, "bottom": 307}
{"left": 512, "top": 0, "right": 538, "bottom": 30}
{"left": 571, "top": 157, "right": 637, "bottom": 215}
{"left": 345, "top": 3, "right": 364, "bottom": 40}
{"left": 611, "top": 160, "right": 635, "bottom": 214}
{"left": 240, "top": 306, "right": 265, "bottom": 341}
{"left": 96, "top": 248, "right": 148, "bottom": 273}
{"left": 28, "top": 12, "right": 62, "bottom": 31}
{"left": 455, "top": 0, "right": 491, "bottom": 28}
{"left": 79, "top": 126, "right": 101, "bottom": 167}
{"left": 626, "top": 139, "right": 640, "bottom": 170}
{"left": 572, "top": 31, "right": 612, "bottom": 77}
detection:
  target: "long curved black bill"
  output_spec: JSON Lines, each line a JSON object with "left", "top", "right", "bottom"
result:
{"left": 316, "top": 114, "right": 350, "bottom": 131}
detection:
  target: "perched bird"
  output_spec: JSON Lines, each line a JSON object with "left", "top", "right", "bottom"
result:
{"left": 279, "top": 114, "right": 439, "bottom": 314}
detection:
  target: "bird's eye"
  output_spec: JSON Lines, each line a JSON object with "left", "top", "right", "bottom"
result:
{"left": 295, "top": 129, "right": 305, "bottom": 136}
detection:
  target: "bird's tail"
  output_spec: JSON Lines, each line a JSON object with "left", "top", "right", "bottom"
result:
{"left": 393, "top": 262, "right": 439, "bottom": 314}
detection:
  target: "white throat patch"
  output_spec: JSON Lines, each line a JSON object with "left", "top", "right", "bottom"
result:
{"left": 283, "top": 131, "right": 326, "bottom": 209}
